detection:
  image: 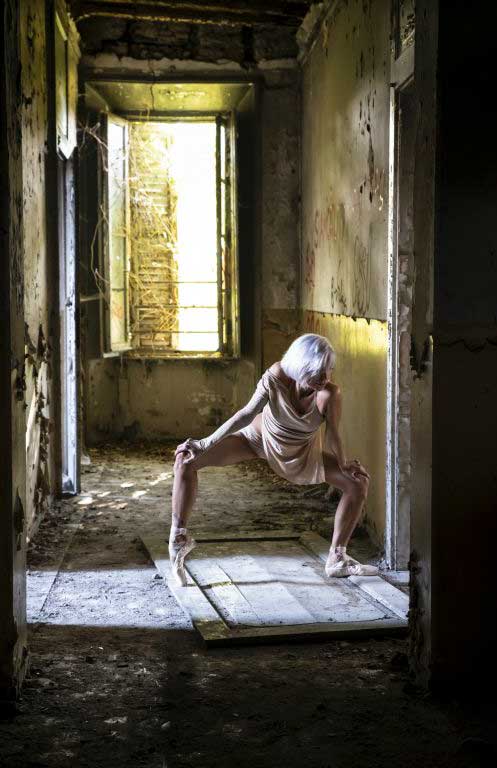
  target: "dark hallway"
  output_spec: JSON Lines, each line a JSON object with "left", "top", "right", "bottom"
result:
{"left": 1, "top": 1, "right": 496, "bottom": 766}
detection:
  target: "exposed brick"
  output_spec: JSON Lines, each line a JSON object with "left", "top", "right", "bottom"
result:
{"left": 129, "top": 20, "right": 191, "bottom": 46}
{"left": 253, "top": 25, "right": 298, "bottom": 61}
{"left": 197, "top": 24, "right": 245, "bottom": 63}
{"left": 78, "top": 18, "right": 128, "bottom": 54}
{"left": 127, "top": 20, "right": 194, "bottom": 60}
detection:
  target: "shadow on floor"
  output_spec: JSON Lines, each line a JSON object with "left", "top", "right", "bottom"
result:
{"left": 1, "top": 443, "right": 494, "bottom": 768}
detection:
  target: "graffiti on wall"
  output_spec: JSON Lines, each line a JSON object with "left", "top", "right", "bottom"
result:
{"left": 303, "top": 310, "right": 328, "bottom": 338}
{"left": 304, "top": 185, "right": 375, "bottom": 317}
{"left": 352, "top": 231, "right": 372, "bottom": 316}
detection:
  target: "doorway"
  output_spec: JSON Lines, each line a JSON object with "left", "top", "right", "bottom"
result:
{"left": 386, "top": 80, "right": 416, "bottom": 570}
{"left": 53, "top": 7, "right": 80, "bottom": 495}
{"left": 59, "top": 156, "right": 79, "bottom": 494}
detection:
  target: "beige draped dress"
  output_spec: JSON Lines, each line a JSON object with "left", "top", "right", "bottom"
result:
{"left": 237, "top": 369, "right": 326, "bottom": 485}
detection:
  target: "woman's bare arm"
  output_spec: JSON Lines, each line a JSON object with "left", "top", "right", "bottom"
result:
{"left": 323, "top": 385, "right": 370, "bottom": 481}
{"left": 198, "top": 385, "right": 268, "bottom": 450}
{"left": 323, "top": 385, "right": 347, "bottom": 470}
{"left": 176, "top": 373, "right": 270, "bottom": 462}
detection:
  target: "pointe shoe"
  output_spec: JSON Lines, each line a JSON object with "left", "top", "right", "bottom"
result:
{"left": 325, "top": 550, "right": 379, "bottom": 578}
{"left": 168, "top": 528, "right": 196, "bottom": 586}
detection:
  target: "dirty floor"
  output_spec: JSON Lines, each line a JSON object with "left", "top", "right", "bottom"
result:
{"left": 0, "top": 444, "right": 494, "bottom": 768}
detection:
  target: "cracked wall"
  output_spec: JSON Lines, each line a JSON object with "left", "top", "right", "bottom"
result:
{"left": 87, "top": 358, "right": 256, "bottom": 442}
{"left": 261, "top": 75, "right": 301, "bottom": 368}
{"left": 1, "top": 0, "right": 81, "bottom": 698}
{"left": 21, "top": 0, "right": 80, "bottom": 526}
{"left": 300, "top": 0, "right": 391, "bottom": 540}
{"left": 1, "top": 0, "right": 29, "bottom": 701}
{"left": 21, "top": 0, "right": 52, "bottom": 533}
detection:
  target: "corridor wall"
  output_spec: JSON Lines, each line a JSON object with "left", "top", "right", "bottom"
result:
{"left": 300, "top": 0, "right": 391, "bottom": 541}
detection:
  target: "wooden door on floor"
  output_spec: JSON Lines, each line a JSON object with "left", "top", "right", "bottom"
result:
{"left": 143, "top": 531, "right": 408, "bottom": 646}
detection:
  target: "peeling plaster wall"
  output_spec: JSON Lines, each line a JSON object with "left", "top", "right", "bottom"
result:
{"left": 1, "top": 0, "right": 29, "bottom": 700}
{"left": 20, "top": 0, "right": 79, "bottom": 526}
{"left": 80, "top": 20, "right": 301, "bottom": 443}
{"left": 21, "top": 0, "right": 52, "bottom": 532}
{"left": 301, "top": 0, "right": 390, "bottom": 320}
{"left": 303, "top": 311, "right": 387, "bottom": 541}
{"left": 261, "top": 74, "right": 301, "bottom": 368}
{"left": 1, "top": 0, "right": 80, "bottom": 697}
{"left": 300, "top": 0, "right": 390, "bottom": 539}
{"left": 87, "top": 358, "right": 255, "bottom": 442}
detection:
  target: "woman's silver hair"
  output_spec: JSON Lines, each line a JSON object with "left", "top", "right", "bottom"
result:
{"left": 280, "top": 333, "right": 335, "bottom": 384}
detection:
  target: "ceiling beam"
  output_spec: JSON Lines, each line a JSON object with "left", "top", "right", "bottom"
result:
{"left": 72, "top": 1, "right": 310, "bottom": 27}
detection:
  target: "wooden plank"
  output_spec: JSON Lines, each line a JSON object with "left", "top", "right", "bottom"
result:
{"left": 141, "top": 534, "right": 227, "bottom": 634}
{"left": 192, "top": 529, "right": 300, "bottom": 543}
{"left": 142, "top": 531, "right": 408, "bottom": 647}
{"left": 297, "top": 532, "right": 409, "bottom": 619}
{"left": 299, "top": 530, "right": 330, "bottom": 562}
{"left": 200, "top": 618, "right": 408, "bottom": 647}
{"left": 349, "top": 575, "right": 409, "bottom": 620}
{"left": 382, "top": 570, "right": 410, "bottom": 586}
{"left": 252, "top": 540, "right": 390, "bottom": 624}
{"left": 169, "top": 577, "right": 225, "bottom": 629}
{"left": 186, "top": 557, "right": 262, "bottom": 627}
{"left": 207, "top": 543, "right": 322, "bottom": 626}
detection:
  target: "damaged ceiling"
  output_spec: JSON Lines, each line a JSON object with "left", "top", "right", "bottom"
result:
{"left": 70, "top": 0, "right": 315, "bottom": 28}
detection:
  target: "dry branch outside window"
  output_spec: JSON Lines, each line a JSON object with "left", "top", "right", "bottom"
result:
{"left": 92, "top": 112, "right": 239, "bottom": 357}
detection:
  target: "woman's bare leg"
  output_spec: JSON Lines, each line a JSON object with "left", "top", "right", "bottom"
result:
{"left": 169, "top": 435, "right": 259, "bottom": 585}
{"left": 322, "top": 452, "right": 377, "bottom": 576}
{"left": 323, "top": 452, "right": 369, "bottom": 548}
{"left": 172, "top": 434, "right": 258, "bottom": 531}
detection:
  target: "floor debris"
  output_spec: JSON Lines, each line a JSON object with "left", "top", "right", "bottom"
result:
{"left": 0, "top": 443, "right": 494, "bottom": 767}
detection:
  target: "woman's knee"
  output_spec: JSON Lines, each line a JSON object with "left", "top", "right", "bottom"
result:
{"left": 341, "top": 473, "right": 369, "bottom": 503}
{"left": 174, "top": 450, "right": 198, "bottom": 477}
{"left": 353, "top": 474, "right": 369, "bottom": 502}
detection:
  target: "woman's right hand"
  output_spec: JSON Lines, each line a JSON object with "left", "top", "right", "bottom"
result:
{"left": 175, "top": 438, "right": 204, "bottom": 465}
{"left": 341, "top": 459, "right": 370, "bottom": 482}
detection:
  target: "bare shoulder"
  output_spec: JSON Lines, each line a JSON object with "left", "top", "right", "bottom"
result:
{"left": 268, "top": 361, "right": 291, "bottom": 385}
{"left": 323, "top": 381, "right": 341, "bottom": 399}
{"left": 318, "top": 381, "right": 341, "bottom": 412}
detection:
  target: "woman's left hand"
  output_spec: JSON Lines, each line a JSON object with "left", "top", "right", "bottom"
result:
{"left": 343, "top": 459, "right": 370, "bottom": 480}
{"left": 175, "top": 438, "right": 204, "bottom": 464}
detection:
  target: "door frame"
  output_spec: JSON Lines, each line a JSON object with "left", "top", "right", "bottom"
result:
{"left": 385, "top": 45, "right": 415, "bottom": 570}
{"left": 58, "top": 156, "right": 80, "bottom": 494}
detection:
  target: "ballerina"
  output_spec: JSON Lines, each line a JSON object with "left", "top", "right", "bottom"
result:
{"left": 169, "top": 333, "right": 378, "bottom": 586}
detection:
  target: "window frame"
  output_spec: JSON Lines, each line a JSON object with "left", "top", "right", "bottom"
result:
{"left": 100, "top": 111, "right": 240, "bottom": 359}
{"left": 100, "top": 113, "right": 132, "bottom": 355}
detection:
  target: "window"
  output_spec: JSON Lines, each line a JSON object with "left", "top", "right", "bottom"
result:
{"left": 101, "top": 112, "right": 239, "bottom": 357}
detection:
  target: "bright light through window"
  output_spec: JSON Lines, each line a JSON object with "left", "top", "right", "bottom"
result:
{"left": 168, "top": 122, "right": 218, "bottom": 351}
{"left": 129, "top": 120, "right": 219, "bottom": 353}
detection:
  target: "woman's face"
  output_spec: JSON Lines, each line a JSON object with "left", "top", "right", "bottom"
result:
{"left": 302, "top": 367, "right": 332, "bottom": 391}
